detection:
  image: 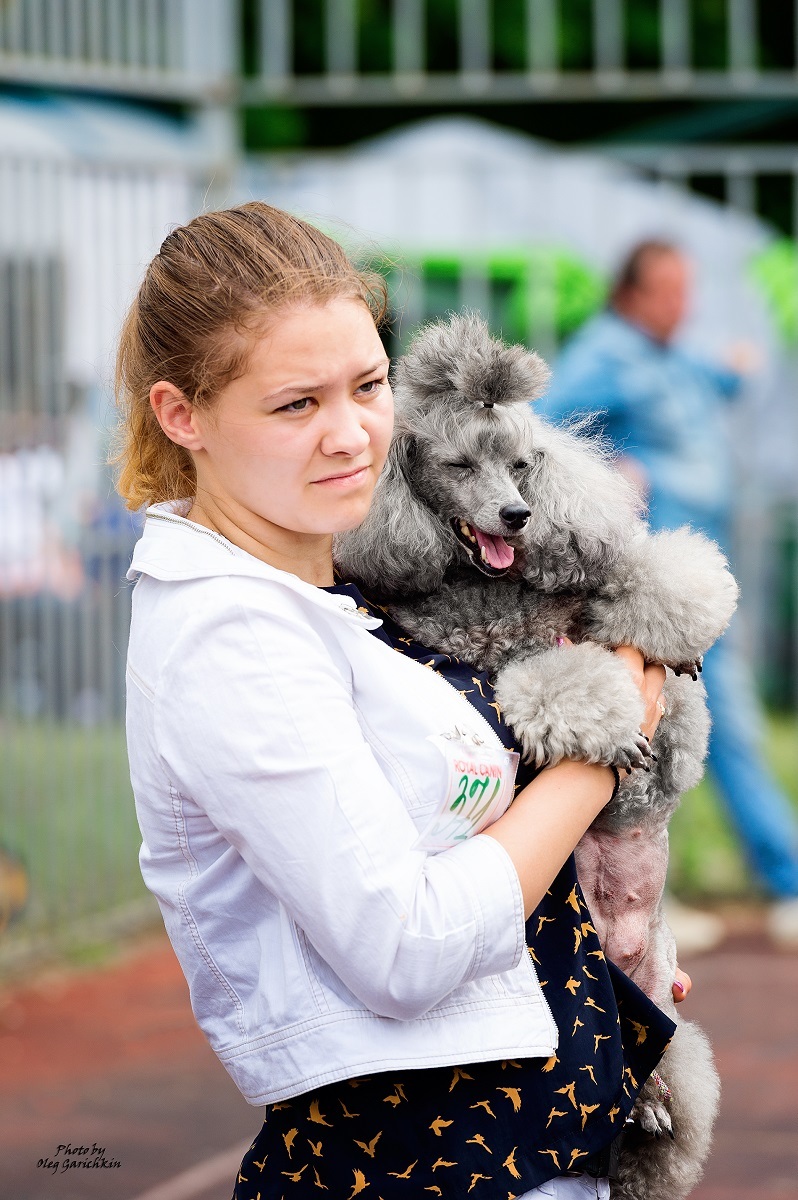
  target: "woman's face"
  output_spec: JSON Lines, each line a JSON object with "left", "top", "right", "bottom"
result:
{"left": 189, "top": 298, "right": 393, "bottom": 544}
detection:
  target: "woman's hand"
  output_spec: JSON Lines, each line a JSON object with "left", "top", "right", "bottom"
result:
{"left": 611, "top": 645, "right": 667, "bottom": 741}
{"left": 673, "top": 967, "right": 692, "bottom": 1003}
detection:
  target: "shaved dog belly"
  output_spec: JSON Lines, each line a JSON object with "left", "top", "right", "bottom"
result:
{"left": 574, "top": 826, "right": 669, "bottom": 985}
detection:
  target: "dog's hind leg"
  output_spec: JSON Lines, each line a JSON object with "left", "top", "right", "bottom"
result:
{"left": 613, "top": 1019, "right": 720, "bottom": 1200}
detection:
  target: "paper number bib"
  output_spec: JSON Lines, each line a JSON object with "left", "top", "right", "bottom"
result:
{"left": 415, "top": 728, "right": 519, "bottom": 851}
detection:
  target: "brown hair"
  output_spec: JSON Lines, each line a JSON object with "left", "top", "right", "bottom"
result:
{"left": 609, "top": 239, "right": 682, "bottom": 306}
{"left": 114, "top": 202, "right": 387, "bottom": 510}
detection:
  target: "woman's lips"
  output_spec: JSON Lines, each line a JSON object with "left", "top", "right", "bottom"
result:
{"left": 312, "top": 465, "right": 370, "bottom": 488}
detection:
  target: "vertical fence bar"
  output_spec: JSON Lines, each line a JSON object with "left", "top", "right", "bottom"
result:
{"left": 527, "top": 0, "right": 558, "bottom": 72}
{"left": 660, "top": 0, "right": 690, "bottom": 71}
{"left": 27, "top": 0, "right": 46, "bottom": 57}
{"left": 66, "top": 0, "right": 84, "bottom": 61}
{"left": 259, "top": 0, "right": 292, "bottom": 85}
{"left": 125, "top": 0, "right": 143, "bottom": 68}
{"left": 393, "top": 0, "right": 424, "bottom": 74}
{"left": 144, "top": 0, "right": 160, "bottom": 68}
{"left": 728, "top": 0, "right": 756, "bottom": 73}
{"left": 326, "top": 0, "right": 357, "bottom": 75}
{"left": 726, "top": 161, "right": 756, "bottom": 211}
{"left": 86, "top": 0, "right": 104, "bottom": 65}
{"left": 459, "top": 261, "right": 491, "bottom": 322}
{"left": 106, "top": 0, "right": 123, "bottom": 66}
{"left": 6, "top": 0, "right": 25, "bottom": 54}
{"left": 592, "top": 0, "right": 624, "bottom": 71}
{"left": 459, "top": 0, "right": 491, "bottom": 74}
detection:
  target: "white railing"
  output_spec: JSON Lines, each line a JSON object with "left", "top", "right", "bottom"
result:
{"left": 0, "top": 150, "right": 196, "bottom": 964}
{"left": 0, "top": 0, "right": 236, "bottom": 99}
{"left": 1, "top": 1, "right": 798, "bottom": 104}
{"left": 245, "top": 0, "right": 798, "bottom": 104}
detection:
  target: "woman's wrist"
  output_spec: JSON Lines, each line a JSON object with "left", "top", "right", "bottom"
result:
{"left": 483, "top": 758, "right": 620, "bottom": 917}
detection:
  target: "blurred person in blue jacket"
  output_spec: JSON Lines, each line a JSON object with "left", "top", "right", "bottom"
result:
{"left": 540, "top": 239, "right": 798, "bottom": 949}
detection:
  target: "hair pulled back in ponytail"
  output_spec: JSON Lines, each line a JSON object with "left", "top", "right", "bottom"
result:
{"left": 114, "top": 203, "right": 387, "bottom": 510}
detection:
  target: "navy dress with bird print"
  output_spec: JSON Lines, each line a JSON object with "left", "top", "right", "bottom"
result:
{"left": 232, "top": 584, "right": 675, "bottom": 1200}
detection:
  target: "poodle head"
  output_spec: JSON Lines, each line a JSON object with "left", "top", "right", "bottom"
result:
{"left": 335, "top": 314, "right": 643, "bottom": 598}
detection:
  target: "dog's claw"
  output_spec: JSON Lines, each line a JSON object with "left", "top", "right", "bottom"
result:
{"left": 631, "top": 1072, "right": 674, "bottom": 1140}
{"left": 671, "top": 654, "right": 704, "bottom": 681}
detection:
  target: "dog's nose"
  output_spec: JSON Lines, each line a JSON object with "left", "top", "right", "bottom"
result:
{"left": 499, "top": 504, "right": 531, "bottom": 530}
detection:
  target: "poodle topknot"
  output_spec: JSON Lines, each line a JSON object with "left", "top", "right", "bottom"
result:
{"left": 394, "top": 311, "right": 551, "bottom": 417}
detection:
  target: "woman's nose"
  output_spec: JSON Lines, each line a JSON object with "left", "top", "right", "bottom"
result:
{"left": 320, "top": 397, "right": 371, "bottom": 457}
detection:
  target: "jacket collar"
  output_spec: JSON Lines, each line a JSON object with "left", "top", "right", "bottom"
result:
{"left": 128, "top": 501, "right": 384, "bottom": 629}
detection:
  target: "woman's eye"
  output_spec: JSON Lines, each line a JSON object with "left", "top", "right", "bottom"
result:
{"left": 357, "top": 378, "right": 384, "bottom": 397}
{"left": 280, "top": 397, "right": 313, "bottom": 413}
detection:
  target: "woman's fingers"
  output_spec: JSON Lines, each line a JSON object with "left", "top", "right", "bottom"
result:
{"left": 640, "top": 662, "right": 667, "bottom": 740}
{"left": 612, "top": 646, "right": 667, "bottom": 740}
{"left": 672, "top": 968, "right": 692, "bottom": 1002}
{"left": 612, "top": 644, "right": 646, "bottom": 689}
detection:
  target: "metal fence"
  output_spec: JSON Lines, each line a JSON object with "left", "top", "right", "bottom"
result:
{"left": 0, "top": 150, "right": 197, "bottom": 966}
{"left": 245, "top": 0, "right": 798, "bottom": 104}
{"left": 0, "top": 0, "right": 797, "bottom": 964}
{"left": 0, "top": 0, "right": 235, "bottom": 98}
{"left": 2, "top": 1, "right": 798, "bottom": 104}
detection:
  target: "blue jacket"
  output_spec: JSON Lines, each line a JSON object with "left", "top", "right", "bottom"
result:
{"left": 540, "top": 311, "right": 741, "bottom": 552}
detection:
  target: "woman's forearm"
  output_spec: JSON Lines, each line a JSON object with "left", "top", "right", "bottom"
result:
{"left": 482, "top": 759, "right": 616, "bottom": 918}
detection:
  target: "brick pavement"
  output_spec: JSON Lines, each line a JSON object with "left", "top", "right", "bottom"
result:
{"left": 1, "top": 921, "right": 796, "bottom": 1200}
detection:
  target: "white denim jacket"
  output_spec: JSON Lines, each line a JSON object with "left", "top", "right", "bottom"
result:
{"left": 125, "top": 503, "right": 558, "bottom": 1106}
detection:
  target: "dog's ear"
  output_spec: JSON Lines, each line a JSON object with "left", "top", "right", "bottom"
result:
{"left": 334, "top": 436, "right": 451, "bottom": 598}
{"left": 519, "top": 419, "right": 644, "bottom": 589}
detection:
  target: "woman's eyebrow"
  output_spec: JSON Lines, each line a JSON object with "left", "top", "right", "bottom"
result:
{"left": 264, "top": 359, "right": 390, "bottom": 401}
{"left": 356, "top": 357, "right": 390, "bottom": 378}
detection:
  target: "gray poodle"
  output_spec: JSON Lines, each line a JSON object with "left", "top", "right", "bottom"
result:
{"left": 335, "top": 313, "right": 736, "bottom": 1200}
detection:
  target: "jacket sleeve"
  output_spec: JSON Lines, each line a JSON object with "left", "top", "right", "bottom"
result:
{"left": 153, "top": 580, "right": 527, "bottom": 1022}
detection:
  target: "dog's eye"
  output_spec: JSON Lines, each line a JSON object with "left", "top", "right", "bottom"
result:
{"left": 446, "top": 462, "right": 473, "bottom": 471}
{"left": 512, "top": 460, "right": 529, "bottom": 471}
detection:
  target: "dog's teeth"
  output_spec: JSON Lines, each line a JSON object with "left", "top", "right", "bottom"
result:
{"left": 480, "top": 546, "right": 487, "bottom": 562}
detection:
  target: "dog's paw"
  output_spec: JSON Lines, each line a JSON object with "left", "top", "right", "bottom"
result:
{"left": 629, "top": 1071, "right": 674, "bottom": 1140}
{"left": 589, "top": 527, "right": 739, "bottom": 663}
{"left": 495, "top": 641, "right": 646, "bottom": 766}
{"left": 611, "top": 728, "right": 654, "bottom": 773}
{"left": 670, "top": 654, "right": 703, "bottom": 681}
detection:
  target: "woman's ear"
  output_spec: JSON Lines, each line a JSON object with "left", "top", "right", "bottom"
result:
{"left": 150, "top": 382, "right": 203, "bottom": 450}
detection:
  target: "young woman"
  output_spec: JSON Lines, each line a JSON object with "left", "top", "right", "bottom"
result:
{"left": 117, "top": 202, "right": 686, "bottom": 1200}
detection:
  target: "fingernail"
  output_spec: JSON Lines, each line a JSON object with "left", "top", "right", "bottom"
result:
{"left": 673, "top": 979, "right": 685, "bottom": 994}
{"left": 556, "top": 636, "right": 565, "bottom": 647}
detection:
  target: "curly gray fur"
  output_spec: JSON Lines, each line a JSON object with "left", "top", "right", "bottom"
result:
{"left": 336, "top": 314, "right": 738, "bottom": 1200}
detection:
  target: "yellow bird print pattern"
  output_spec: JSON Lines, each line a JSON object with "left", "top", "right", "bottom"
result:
{"left": 231, "top": 584, "right": 677, "bottom": 1200}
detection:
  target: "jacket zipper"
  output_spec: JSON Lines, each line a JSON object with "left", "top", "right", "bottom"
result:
{"left": 421, "top": 652, "right": 507, "bottom": 751}
{"left": 146, "top": 510, "right": 237, "bottom": 555}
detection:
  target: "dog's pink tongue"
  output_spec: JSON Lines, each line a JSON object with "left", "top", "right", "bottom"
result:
{"left": 473, "top": 528, "right": 515, "bottom": 569}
